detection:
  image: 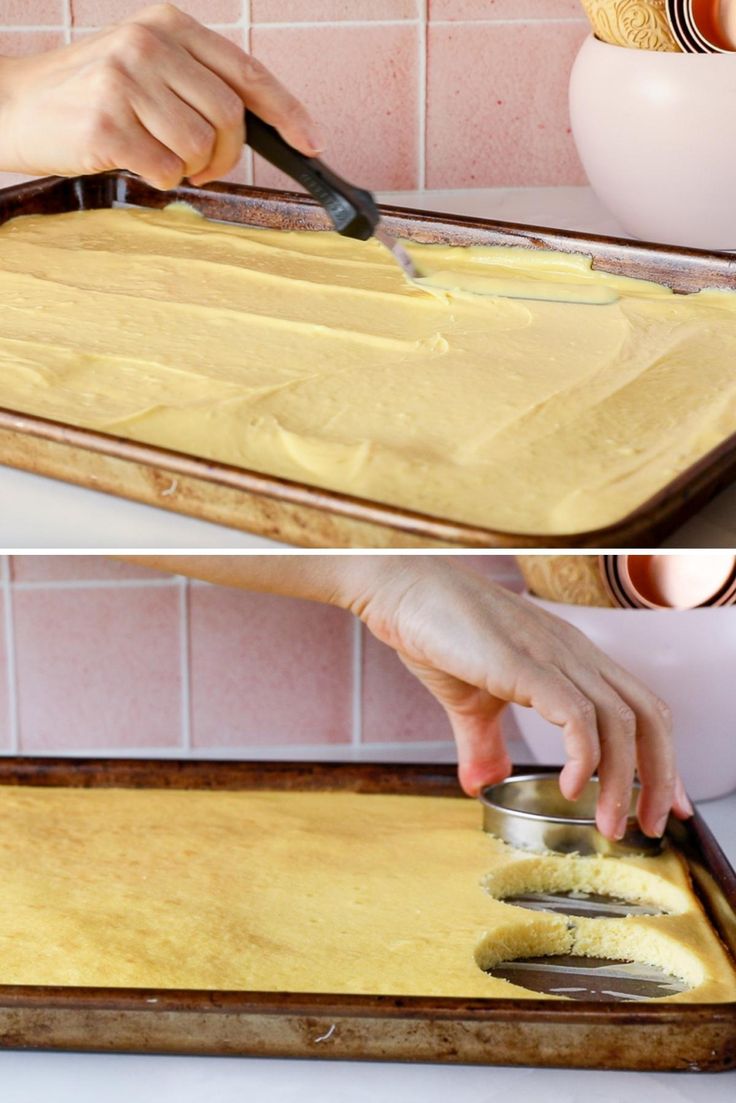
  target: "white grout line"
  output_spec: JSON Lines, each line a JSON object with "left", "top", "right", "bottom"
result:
{"left": 351, "top": 617, "right": 362, "bottom": 748}
{"left": 1, "top": 557, "right": 19, "bottom": 754}
{"left": 0, "top": 740, "right": 458, "bottom": 760}
{"left": 417, "top": 0, "right": 427, "bottom": 190}
{"left": 61, "top": 0, "right": 71, "bottom": 45}
{"left": 227, "top": 18, "right": 588, "bottom": 28}
{"left": 245, "top": 20, "right": 422, "bottom": 29}
{"left": 11, "top": 578, "right": 179, "bottom": 591}
{"left": 0, "top": 17, "right": 589, "bottom": 33}
{"left": 178, "top": 577, "right": 191, "bottom": 752}
{"left": 345, "top": 738, "right": 456, "bottom": 754}
{"left": 424, "top": 18, "right": 588, "bottom": 26}
{"left": 435, "top": 17, "right": 589, "bottom": 25}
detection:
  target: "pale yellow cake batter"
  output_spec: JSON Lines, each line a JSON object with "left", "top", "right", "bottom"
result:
{"left": 0, "top": 786, "right": 733, "bottom": 1002}
{"left": 1, "top": 206, "right": 736, "bottom": 534}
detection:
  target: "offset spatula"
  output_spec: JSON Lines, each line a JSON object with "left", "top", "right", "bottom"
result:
{"left": 244, "top": 110, "right": 619, "bottom": 306}
{"left": 244, "top": 109, "right": 419, "bottom": 278}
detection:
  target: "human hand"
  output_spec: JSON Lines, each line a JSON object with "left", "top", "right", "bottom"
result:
{"left": 126, "top": 553, "right": 693, "bottom": 842}
{"left": 342, "top": 557, "right": 692, "bottom": 841}
{"left": 0, "top": 3, "right": 323, "bottom": 189}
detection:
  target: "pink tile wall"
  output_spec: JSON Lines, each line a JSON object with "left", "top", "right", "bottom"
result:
{"left": 0, "top": 554, "right": 523, "bottom": 756}
{"left": 188, "top": 584, "right": 353, "bottom": 747}
{"left": 0, "top": 29, "right": 63, "bottom": 53}
{"left": 251, "top": 22, "right": 420, "bottom": 191}
{"left": 431, "top": 1, "right": 582, "bottom": 17}
{"left": 10, "top": 555, "right": 171, "bottom": 583}
{"left": 2, "top": 1, "right": 65, "bottom": 22}
{"left": 0, "top": 1, "right": 590, "bottom": 190}
{"left": 427, "top": 20, "right": 587, "bottom": 187}
{"left": 252, "top": 1, "right": 420, "bottom": 17}
{"left": 12, "top": 583, "right": 183, "bottom": 750}
{"left": 70, "top": 1, "right": 243, "bottom": 21}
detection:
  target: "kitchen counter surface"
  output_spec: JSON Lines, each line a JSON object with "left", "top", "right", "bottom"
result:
{"left": 1, "top": 787, "right": 735, "bottom": 1102}
{"left": 2, "top": 184, "right": 735, "bottom": 550}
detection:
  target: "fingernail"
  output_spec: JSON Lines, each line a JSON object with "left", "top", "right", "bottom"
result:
{"left": 306, "top": 122, "right": 327, "bottom": 154}
{"left": 614, "top": 815, "right": 628, "bottom": 840}
{"left": 653, "top": 813, "right": 669, "bottom": 838}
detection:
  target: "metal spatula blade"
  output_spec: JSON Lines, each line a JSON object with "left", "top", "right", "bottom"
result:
{"left": 373, "top": 223, "right": 421, "bottom": 279}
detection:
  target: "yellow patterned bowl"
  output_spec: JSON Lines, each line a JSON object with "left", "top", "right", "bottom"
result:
{"left": 516, "top": 556, "right": 613, "bottom": 607}
{"left": 579, "top": 0, "right": 681, "bottom": 50}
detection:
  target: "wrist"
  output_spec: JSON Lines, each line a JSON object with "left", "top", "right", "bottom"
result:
{"left": 329, "top": 555, "right": 452, "bottom": 622}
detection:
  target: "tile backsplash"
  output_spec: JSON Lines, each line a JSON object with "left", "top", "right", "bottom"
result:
{"left": 0, "top": 1, "right": 590, "bottom": 190}
{"left": 0, "top": 555, "right": 523, "bottom": 758}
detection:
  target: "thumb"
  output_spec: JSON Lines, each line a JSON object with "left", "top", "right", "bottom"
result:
{"left": 447, "top": 703, "right": 513, "bottom": 797}
{"left": 398, "top": 654, "right": 512, "bottom": 797}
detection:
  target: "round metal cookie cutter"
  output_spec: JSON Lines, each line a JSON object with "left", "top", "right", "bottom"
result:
{"left": 480, "top": 774, "right": 664, "bottom": 857}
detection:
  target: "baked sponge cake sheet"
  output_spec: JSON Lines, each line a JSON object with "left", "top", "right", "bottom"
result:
{"left": 1, "top": 206, "right": 736, "bottom": 534}
{"left": 0, "top": 786, "right": 734, "bottom": 1002}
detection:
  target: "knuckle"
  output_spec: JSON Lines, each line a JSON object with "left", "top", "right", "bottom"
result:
{"left": 151, "top": 154, "right": 184, "bottom": 188}
{"left": 241, "top": 54, "right": 272, "bottom": 85}
{"left": 90, "top": 61, "right": 128, "bottom": 98}
{"left": 279, "top": 94, "right": 305, "bottom": 121}
{"left": 570, "top": 693, "right": 597, "bottom": 729}
{"left": 84, "top": 106, "right": 117, "bottom": 147}
{"left": 613, "top": 701, "right": 637, "bottom": 737}
{"left": 217, "top": 91, "right": 245, "bottom": 129}
{"left": 113, "top": 22, "right": 160, "bottom": 62}
{"left": 536, "top": 658, "right": 561, "bottom": 681}
{"left": 143, "top": 3, "right": 185, "bottom": 28}
{"left": 187, "top": 120, "right": 216, "bottom": 158}
{"left": 653, "top": 695, "right": 673, "bottom": 729}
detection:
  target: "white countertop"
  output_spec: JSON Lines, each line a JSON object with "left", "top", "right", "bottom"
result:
{"left": 2, "top": 788, "right": 735, "bottom": 1101}
{"left": 3, "top": 184, "right": 736, "bottom": 550}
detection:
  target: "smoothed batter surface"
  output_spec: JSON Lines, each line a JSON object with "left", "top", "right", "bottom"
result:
{"left": 0, "top": 786, "right": 734, "bottom": 1001}
{"left": 1, "top": 206, "right": 736, "bottom": 534}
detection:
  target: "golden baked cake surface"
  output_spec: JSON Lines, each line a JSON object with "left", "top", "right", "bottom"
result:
{"left": 1, "top": 206, "right": 736, "bottom": 534}
{"left": 0, "top": 786, "right": 733, "bottom": 1001}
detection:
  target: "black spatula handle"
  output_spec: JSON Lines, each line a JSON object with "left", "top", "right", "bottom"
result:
{"left": 245, "top": 109, "right": 379, "bottom": 240}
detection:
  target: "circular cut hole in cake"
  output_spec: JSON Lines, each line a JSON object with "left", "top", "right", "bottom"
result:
{"left": 486, "top": 953, "right": 689, "bottom": 1001}
{"left": 474, "top": 912, "right": 699, "bottom": 1002}
{"left": 483, "top": 853, "right": 688, "bottom": 919}
{"left": 503, "top": 889, "right": 665, "bottom": 919}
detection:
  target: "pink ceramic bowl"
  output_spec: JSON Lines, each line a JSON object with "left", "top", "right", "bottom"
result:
{"left": 510, "top": 594, "right": 736, "bottom": 801}
{"left": 569, "top": 34, "right": 736, "bottom": 249}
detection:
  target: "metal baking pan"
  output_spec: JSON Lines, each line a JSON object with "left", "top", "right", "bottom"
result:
{"left": 1, "top": 171, "right": 736, "bottom": 548}
{"left": 0, "top": 757, "right": 733, "bottom": 1071}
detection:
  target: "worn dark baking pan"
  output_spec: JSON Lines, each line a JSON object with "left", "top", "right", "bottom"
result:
{"left": 1, "top": 171, "right": 736, "bottom": 548}
{"left": 0, "top": 756, "right": 733, "bottom": 1071}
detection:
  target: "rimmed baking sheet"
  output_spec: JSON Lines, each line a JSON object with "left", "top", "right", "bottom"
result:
{"left": 1, "top": 172, "right": 736, "bottom": 548}
{"left": 0, "top": 757, "right": 733, "bottom": 1071}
